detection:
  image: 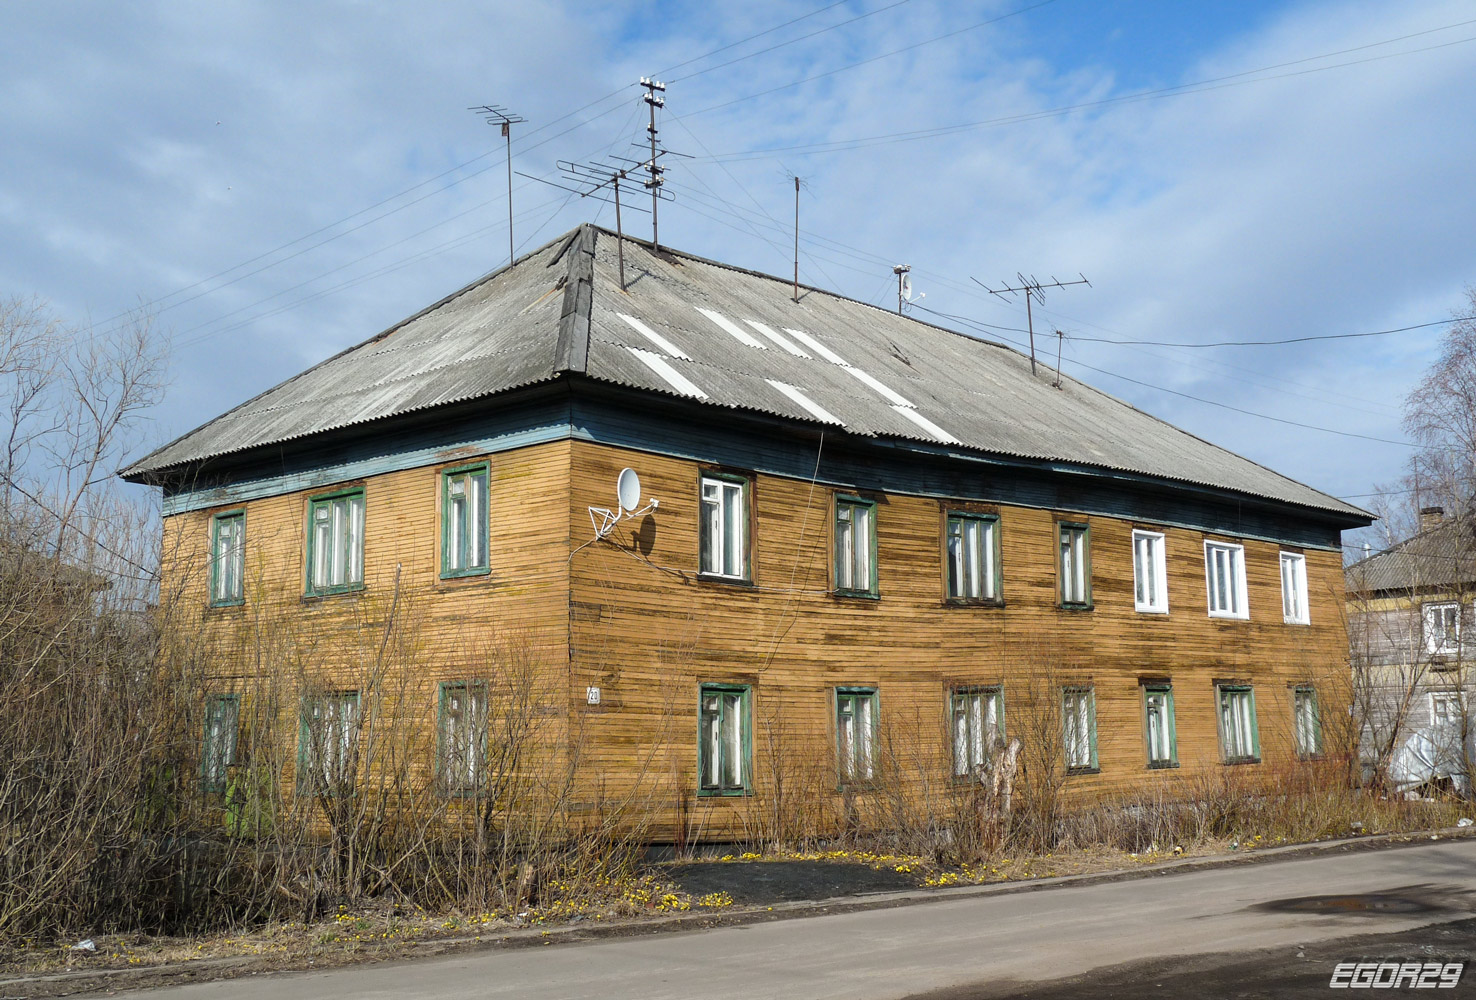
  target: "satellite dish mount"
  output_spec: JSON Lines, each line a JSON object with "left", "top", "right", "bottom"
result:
{"left": 590, "top": 467, "right": 660, "bottom": 538}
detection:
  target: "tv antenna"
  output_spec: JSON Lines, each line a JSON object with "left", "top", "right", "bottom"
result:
{"left": 974, "top": 273, "right": 1091, "bottom": 377}
{"left": 468, "top": 104, "right": 527, "bottom": 268}
{"left": 518, "top": 154, "right": 674, "bottom": 292}
{"left": 589, "top": 467, "right": 660, "bottom": 539}
{"left": 642, "top": 78, "right": 667, "bottom": 250}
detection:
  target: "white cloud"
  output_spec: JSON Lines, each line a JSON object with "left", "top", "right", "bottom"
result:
{"left": 2, "top": 0, "right": 1473, "bottom": 520}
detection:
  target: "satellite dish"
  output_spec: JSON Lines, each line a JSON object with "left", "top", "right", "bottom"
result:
{"left": 617, "top": 468, "right": 641, "bottom": 512}
{"left": 900, "top": 272, "right": 913, "bottom": 301}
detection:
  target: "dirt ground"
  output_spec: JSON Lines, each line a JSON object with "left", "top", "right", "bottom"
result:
{"left": 0, "top": 834, "right": 1459, "bottom": 997}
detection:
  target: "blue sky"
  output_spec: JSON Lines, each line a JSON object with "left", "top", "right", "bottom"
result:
{"left": 4, "top": 0, "right": 1475, "bottom": 546}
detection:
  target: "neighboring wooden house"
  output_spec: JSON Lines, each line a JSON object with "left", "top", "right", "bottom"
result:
{"left": 1346, "top": 507, "right": 1476, "bottom": 789}
{"left": 122, "top": 224, "right": 1371, "bottom": 839}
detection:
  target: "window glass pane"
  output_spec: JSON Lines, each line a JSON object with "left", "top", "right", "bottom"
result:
{"left": 722, "top": 483, "right": 743, "bottom": 577}
{"left": 946, "top": 519, "right": 963, "bottom": 597}
{"left": 720, "top": 692, "right": 742, "bottom": 788}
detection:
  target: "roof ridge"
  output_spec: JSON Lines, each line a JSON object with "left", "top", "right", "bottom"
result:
{"left": 553, "top": 224, "right": 596, "bottom": 374}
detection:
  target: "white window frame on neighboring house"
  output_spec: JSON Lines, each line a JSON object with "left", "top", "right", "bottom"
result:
{"left": 1204, "top": 540, "right": 1249, "bottom": 620}
{"left": 1430, "top": 690, "right": 1462, "bottom": 730}
{"left": 1423, "top": 602, "right": 1461, "bottom": 655}
{"left": 1280, "top": 552, "right": 1309, "bottom": 624}
{"left": 1132, "top": 529, "right": 1168, "bottom": 614}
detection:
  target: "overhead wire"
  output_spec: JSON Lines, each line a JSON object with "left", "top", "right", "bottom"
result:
{"left": 690, "top": 18, "right": 1476, "bottom": 160}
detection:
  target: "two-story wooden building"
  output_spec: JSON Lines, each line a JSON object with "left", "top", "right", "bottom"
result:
{"left": 123, "top": 224, "right": 1370, "bottom": 840}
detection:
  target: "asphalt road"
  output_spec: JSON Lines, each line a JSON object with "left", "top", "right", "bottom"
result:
{"left": 128, "top": 839, "right": 1476, "bottom": 1000}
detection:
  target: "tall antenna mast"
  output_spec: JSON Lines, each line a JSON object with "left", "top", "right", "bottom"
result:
{"left": 641, "top": 78, "right": 666, "bottom": 250}
{"left": 974, "top": 273, "right": 1091, "bottom": 377}
{"left": 469, "top": 104, "right": 527, "bottom": 268}
{"left": 793, "top": 176, "right": 801, "bottom": 303}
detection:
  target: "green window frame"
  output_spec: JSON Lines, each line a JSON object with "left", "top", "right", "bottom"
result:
{"left": 306, "top": 488, "right": 365, "bottom": 596}
{"left": 698, "top": 684, "right": 752, "bottom": 795}
{"left": 1058, "top": 521, "right": 1092, "bottom": 609}
{"left": 297, "top": 691, "right": 360, "bottom": 796}
{"left": 441, "top": 464, "right": 490, "bottom": 578}
{"left": 210, "top": 510, "right": 245, "bottom": 607}
{"left": 699, "top": 473, "right": 751, "bottom": 582}
{"left": 952, "top": 686, "right": 1004, "bottom": 778}
{"left": 437, "top": 681, "right": 489, "bottom": 795}
{"left": 945, "top": 512, "right": 1001, "bottom": 603}
{"left": 1293, "top": 685, "right": 1321, "bottom": 758}
{"left": 201, "top": 693, "right": 239, "bottom": 793}
{"left": 1142, "top": 683, "right": 1177, "bottom": 768}
{"left": 834, "top": 495, "right": 878, "bottom": 597}
{"left": 1062, "top": 686, "right": 1098, "bottom": 772}
{"left": 836, "top": 687, "right": 879, "bottom": 783}
{"left": 1216, "top": 684, "right": 1260, "bottom": 763}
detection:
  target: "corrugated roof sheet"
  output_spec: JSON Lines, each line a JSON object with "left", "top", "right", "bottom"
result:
{"left": 121, "top": 224, "right": 1368, "bottom": 520}
{"left": 1346, "top": 517, "right": 1476, "bottom": 593}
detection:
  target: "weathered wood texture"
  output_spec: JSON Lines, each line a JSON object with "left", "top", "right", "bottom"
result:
{"left": 159, "top": 432, "right": 1351, "bottom": 843}
{"left": 160, "top": 439, "right": 575, "bottom": 798}
{"left": 567, "top": 441, "right": 1350, "bottom": 841}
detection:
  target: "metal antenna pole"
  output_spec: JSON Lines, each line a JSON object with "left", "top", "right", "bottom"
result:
{"left": 893, "top": 264, "right": 911, "bottom": 315}
{"left": 1054, "top": 329, "right": 1064, "bottom": 388}
{"left": 614, "top": 171, "right": 626, "bottom": 292}
{"left": 468, "top": 105, "right": 527, "bottom": 268}
{"left": 974, "top": 272, "right": 1091, "bottom": 380}
{"left": 793, "top": 176, "right": 800, "bottom": 303}
{"left": 1025, "top": 289, "right": 1036, "bottom": 376}
{"left": 641, "top": 78, "right": 666, "bottom": 250}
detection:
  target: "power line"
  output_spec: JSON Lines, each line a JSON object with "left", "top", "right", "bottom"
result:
{"left": 692, "top": 18, "right": 1476, "bottom": 159}
{"left": 910, "top": 302, "right": 1417, "bottom": 448}
{"left": 670, "top": 0, "right": 919, "bottom": 83}
{"left": 676, "top": 0, "right": 1063, "bottom": 119}
{"left": 1071, "top": 315, "right": 1476, "bottom": 348}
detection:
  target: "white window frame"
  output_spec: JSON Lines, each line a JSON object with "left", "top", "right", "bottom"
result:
{"left": 699, "top": 475, "right": 749, "bottom": 581}
{"left": 1430, "top": 690, "right": 1461, "bottom": 730}
{"left": 951, "top": 687, "right": 1003, "bottom": 778}
{"left": 834, "top": 497, "right": 877, "bottom": 596}
{"left": 1423, "top": 602, "right": 1461, "bottom": 655}
{"left": 1132, "top": 529, "right": 1168, "bottom": 614}
{"left": 1280, "top": 552, "right": 1309, "bottom": 624}
{"left": 1204, "top": 540, "right": 1249, "bottom": 620}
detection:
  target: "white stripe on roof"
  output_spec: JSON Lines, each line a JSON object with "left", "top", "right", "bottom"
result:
{"left": 617, "top": 313, "right": 688, "bottom": 359}
{"left": 765, "top": 379, "right": 843, "bottom": 426}
{"left": 891, "top": 404, "right": 959, "bottom": 444}
{"left": 745, "top": 321, "right": 810, "bottom": 357}
{"left": 626, "top": 347, "right": 708, "bottom": 399}
{"left": 781, "top": 327, "right": 849, "bottom": 366}
{"left": 696, "top": 307, "right": 767, "bottom": 350}
{"left": 845, "top": 367, "right": 913, "bottom": 408}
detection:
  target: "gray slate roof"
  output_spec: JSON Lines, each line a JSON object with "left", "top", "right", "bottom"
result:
{"left": 1346, "top": 517, "right": 1476, "bottom": 593}
{"left": 122, "top": 224, "right": 1367, "bottom": 520}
